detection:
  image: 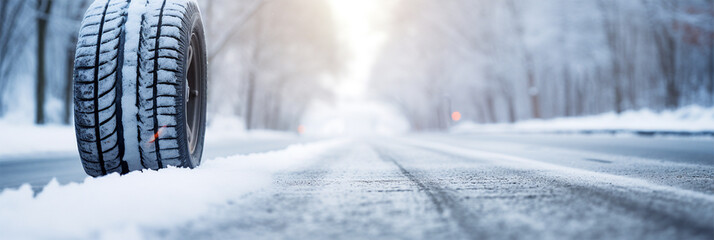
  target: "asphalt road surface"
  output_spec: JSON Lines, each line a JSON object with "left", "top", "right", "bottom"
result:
{"left": 2, "top": 133, "right": 713, "bottom": 239}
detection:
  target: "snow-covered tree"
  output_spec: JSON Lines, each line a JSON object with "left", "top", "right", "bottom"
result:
{"left": 199, "top": 0, "right": 343, "bottom": 130}
{"left": 371, "top": 0, "right": 714, "bottom": 130}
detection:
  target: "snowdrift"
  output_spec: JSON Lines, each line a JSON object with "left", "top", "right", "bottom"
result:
{"left": 452, "top": 105, "right": 714, "bottom": 136}
{"left": 0, "top": 140, "right": 343, "bottom": 239}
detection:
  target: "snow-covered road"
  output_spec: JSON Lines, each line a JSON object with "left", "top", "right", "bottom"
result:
{"left": 1, "top": 134, "right": 713, "bottom": 239}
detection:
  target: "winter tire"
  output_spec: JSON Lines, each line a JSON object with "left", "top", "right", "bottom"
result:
{"left": 74, "top": 0, "right": 207, "bottom": 177}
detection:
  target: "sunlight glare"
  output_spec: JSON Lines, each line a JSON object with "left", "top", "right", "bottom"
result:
{"left": 329, "top": 0, "right": 386, "bottom": 99}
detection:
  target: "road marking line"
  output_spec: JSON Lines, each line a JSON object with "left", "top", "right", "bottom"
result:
{"left": 396, "top": 137, "right": 714, "bottom": 202}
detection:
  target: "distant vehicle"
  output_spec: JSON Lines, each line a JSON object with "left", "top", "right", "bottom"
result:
{"left": 73, "top": 0, "right": 208, "bottom": 177}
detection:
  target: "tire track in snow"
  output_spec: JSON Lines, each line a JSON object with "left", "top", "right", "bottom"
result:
{"left": 393, "top": 137, "right": 714, "bottom": 237}
{"left": 373, "top": 146, "right": 483, "bottom": 240}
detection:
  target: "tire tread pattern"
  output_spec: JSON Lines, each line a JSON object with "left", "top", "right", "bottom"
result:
{"left": 137, "top": 0, "right": 195, "bottom": 169}
{"left": 74, "top": 0, "right": 130, "bottom": 177}
{"left": 74, "top": 0, "right": 200, "bottom": 176}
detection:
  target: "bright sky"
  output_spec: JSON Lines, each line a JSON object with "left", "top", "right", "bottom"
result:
{"left": 328, "top": 0, "right": 386, "bottom": 99}
{"left": 300, "top": 1, "right": 408, "bottom": 136}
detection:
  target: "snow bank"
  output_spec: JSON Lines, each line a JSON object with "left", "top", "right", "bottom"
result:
{"left": 0, "top": 115, "right": 296, "bottom": 158}
{"left": 0, "top": 121, "right": 77, "bottom": 158}
{"left": 0, "top": 139, "right": 344, "bottom": 240}
{"left": 205, "top": 115, "right": 298, "bottom": 143}
{"left": 452, "top": 105, "right": 714, "bottom": 135}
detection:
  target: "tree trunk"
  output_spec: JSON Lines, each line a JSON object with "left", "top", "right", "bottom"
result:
{"left": 527, "top": 64, "right": 540, "bottom": 119}
{"left": 0, "top": 0, "right": 8, "bottom": 115}
{"left": 563, "top": 67, "right": 572, "bottom": 116}
{"left": 507, "top": 0, "right": 540, "bottom": 119}
{"left": 245, "top": 73, "right": 256, "bottom": 130}
{"left": 657, "top": 28, "right": 678, "bottom": 109}
{"left": 63, "top": 0, "right": 90, "bottom": 124}
{"left": 36, "top": 0, "right": 52, "bottom": 125}
{"left": 614, "top": 72, "right": 623, "bottom": 113}
{"left": 0, "top": 0, "right": 27, "bottom": 111}
{"left": 485, "top": 93, "right": 497, "bottom": 123}
{"left": 506, "top": 97, "right": 516, "bottom": 123}
{"left": 710, "top": 9, "right": 713, "bottom": 106}
{"left": 435, "top": 103, "right": 445, "bottom": 130}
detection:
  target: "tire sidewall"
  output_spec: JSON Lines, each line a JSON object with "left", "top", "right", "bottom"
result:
{"left": 178, "top": 4, "right": 207, "bottom": 168}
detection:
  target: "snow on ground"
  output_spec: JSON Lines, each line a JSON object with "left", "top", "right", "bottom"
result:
{"left": 205, "top": 115, "right": 298, "bottom": 143}
{"left": 0, "top": 115, "right": 296, "bottom": 159}
{"left": 0, "top": 121, "right": 78, "bottom": 158}
{"left": 452, "top": 105, "right": 714, "bottom": 134}
{"left": 0, "top": 139, "right": 344, "bottom": 240}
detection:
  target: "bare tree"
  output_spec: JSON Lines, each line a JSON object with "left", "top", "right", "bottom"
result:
{"left": 61, "top": 0, "right": 91, "bottom": 124}
{"left": 0, "top": 0, "right": 32, "bottom": 115}
{"left": 200, "top": 0, "right": 342, "bottom": 130}
{"left": 372, "top": 0, "right": 713, "bottom": 130}
{"left": 35, "top": 0, "right": 53, "bottom": 124}
{"left": 709, "top": 2, "right": 714, "bottom": 105}
{"left": 597, "top": 0, "right": 626, "bottom": 113}
{"left": 647, "top": 1, "right": 681, "bottom": 109}
{"left": 507, "top": 0, "right": 540, "bottom": 119}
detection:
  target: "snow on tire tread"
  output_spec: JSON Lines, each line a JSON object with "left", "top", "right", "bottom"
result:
{"left": 74, "top": 0, "right": 130, "bottom": 176}
{"left": 137, "top": 0, "right": 193, "bottom": 169}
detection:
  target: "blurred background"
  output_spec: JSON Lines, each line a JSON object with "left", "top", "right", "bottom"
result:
{"left": 0, "top": 0, "right": 712, "bottom": 135}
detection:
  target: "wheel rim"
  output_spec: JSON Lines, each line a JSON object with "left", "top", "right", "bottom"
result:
{"left": 185, "top": 33, "right": 202, "bottom": 156}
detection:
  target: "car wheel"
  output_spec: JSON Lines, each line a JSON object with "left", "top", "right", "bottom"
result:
{"left": 74, "top": 0, "right": 207, "bottom": 177}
